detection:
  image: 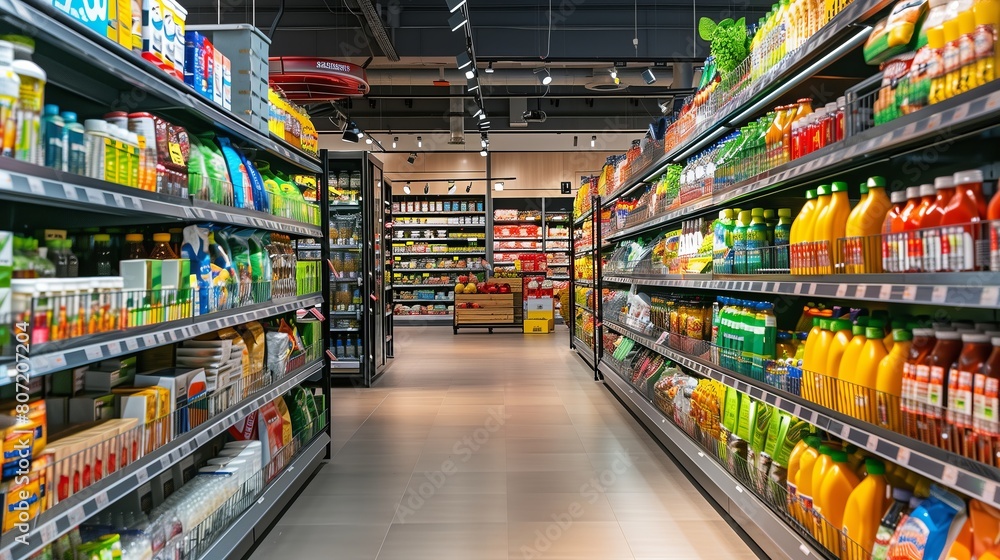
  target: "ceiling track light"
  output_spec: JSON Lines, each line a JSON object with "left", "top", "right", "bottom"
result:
{"left": 392, "top": 136, "right": 398, "bottom": 149}
{"left": 472, "top": 107, "right": 483, "bottom": 118}
{"left": 445, "top": 0, "right": 466, "bottom": 13}
{"left": 609, "top": 68, "right": 618, "bottom": 80}
{"left": 494, "top": 181, "right": 504, "bottom": 191}
{"left": 480, "top": 149, "right": 488, "bottom": 157}
{"left": 456, "top": 51, "right": 473, "bottom": 70}
{"left": 417, "top": 136, "right": 423, "bottom": 148}
{"left": 448, "top": 11, "right": 467, "bottom": 31}
{"left": 447, "top": 182, "right": 457, "bottom": 194}
{"left": 423, "top": 183, "right": 430, "bottom": 194}
{"left": 642, "top": 68, "right": 656, "bottom": 84}
{"left": 341, "top": 121, "right": 359, "bottom": 143}
{"left": 465, "top": 68, "right": 477, "bottom": 80}
{"left": 534, "top": 68, "right": 552, "bottom": 85}
{"left": 467, "top": 80, "right": 480, "bottom": 92}
{"left": 591, "top": 136, "right": 596, "bottom": 147}
{"left": 403, "top": 182, "right": 411, "bottom": 194}
{"left": 365, "top": 137, "right": 372, "bottom": 144}
{"left": 465, "top": 183, "right": 472, "bottom": 193}
{"left": 479, "top": 112, "right": 486, "bottom": 121}
{"left": 357, "top": 130, "right": 364, "bottom": 139}
{"left": 485, "top": 61, "right": 494, "bottom": 73}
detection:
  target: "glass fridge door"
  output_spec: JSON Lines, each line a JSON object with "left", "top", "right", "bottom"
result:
{"left": 368, "top": 155, "right": 387, "bottom": 378}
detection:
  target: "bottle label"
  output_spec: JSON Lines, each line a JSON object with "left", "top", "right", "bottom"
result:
{"left": 944, "top": 40, "right": 961, "bottom": 73}
{"left": 960, "top": 34, "right": 976, "bottom": 67}
{"left": 914, "top": 364, "right": 931, "bottom": 406}
{"left": 974, "top": 373, "right": 1000, "bottom": 429}
{"left": 975, "top": 24, "right": 996, "bottom": 61}
{"left": 928, "top": 365, "right": 947, "bottom": 409}
{"left": 927, "top": 47, "right": 945, "bottom": 78}
{"left": 951, "top": 368, "right": 974, "bottom": 420}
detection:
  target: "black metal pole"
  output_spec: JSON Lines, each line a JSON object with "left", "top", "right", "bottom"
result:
{"left": 319, "top": 149, "right": 332, "bottom": 459}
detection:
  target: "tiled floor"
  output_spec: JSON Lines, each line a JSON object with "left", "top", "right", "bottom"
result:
{"left": 249, "top": 328, "right": 759, "bottom": 560}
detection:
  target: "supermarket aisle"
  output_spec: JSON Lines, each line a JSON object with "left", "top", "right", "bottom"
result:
{"left": 249, "top": 329, "right": 760, "bottom": 560}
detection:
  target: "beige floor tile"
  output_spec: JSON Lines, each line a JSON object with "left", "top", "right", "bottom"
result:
{"left": 508, "top": 521, "right": 633, "bottom": 559}
{"left": 507, "top": 492, "right": 618, "bottom": 522}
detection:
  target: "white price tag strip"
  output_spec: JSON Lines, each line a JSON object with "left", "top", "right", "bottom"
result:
{"left": 107, "top": 341, "right": 122, "bottom": 355}
{"left": 897, "top": 447, "right": 911, "bottom": 465}
{"left": 865, "top": 434, "right": 878, "bottom": 452}
{"left": 40, "top": 523, "right": 56, "bottom": 543}
{"left": 903, "top": 285, "right": 917, "bottom": 301}
{"left": 836, "top": 284, "right": 848, "bottom": 298}
{"left": 143, "top": 335, "right": 156, "bottom": 346}
{"left": 27, "top": 176, "right": 44, "bottom": 195}
{"left": 95, "top": 492, "right": 109, "bottom": 508}
{"left": 125, "top": 339, "right": 139, "bottom": 351}
{"left": 981, "top": 286, "right": 1000, "bottom": 307}
{"left": 932, "top": 286, "right": 948, "bottom": 303}
{"left": 0, "top": 172, "right": 11, "bottom": 190}
{"left": 84, "top": 346, "right": 103, "bottom": 361}
{"left": 136, "top": 468, "right": 149, "bottom": 485}
{"left": 855, "top": 285, "right": 867, "bottom": 299}
{"left": 63, "top": 185, "right": 79, "bottom": 200}
{"left": 50, "top": 355, "right": 67, "bottom": 368}
{"left": 879, "top": 284, "right": 892, "bottom": 300}
{"left": 68, "top": 507, "right": 85, "bottom": 526}
{"left": 86, "top": 189, "right": 104, "bottom": 205}
{"left": 942, "top": 465, "right": 959, "bottom": 486}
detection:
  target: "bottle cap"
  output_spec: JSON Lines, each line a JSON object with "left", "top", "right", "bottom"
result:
{"left": 93, "top": 234, "right": 110, "bottom": 242}
{"left": 722, "top": 209, "right": 734, "bottom": 219}
{"left": 818, "top": 444, "right": 833, "bottom": 455}
{"left": 0, "top": 35, "right": 34, "bottom": 54}
{"left": 866, "top": 327, "right": 885, "bottom": 339}
{"left": 867, "top": 176, "right": 887, "bottom": 188}
{"left": 816, "top": 184, "right": 830, "bottom": 196}
{"left": 153, "top": 233, "right": 171, "bottom": 242}
{"left": 936, "top": 330, "right": 962, "bottom": 340}
{"left": 778, "top": 208, "right": 791, "bottom": 217}
{"left": 833, "top": 319, "right": 852, "bottom": 332}
{"left": 890, "top": 190, "right": 906, "bottom": 203}
{"left": 906, "top": 186, "right": 921, "bottom": 199}
{"left": 61, "top": 111, "right": 77, "bottom": 123}
{"left": 751, "top": 208, "right": 764, "bottom": 218}
{"left": 934, "top": 176, "right": 954, "bottom": 190}
{"left": 125, "top": 233, "right": 144, "bottom": 242}
{"left": 819, "top": 318, "right": 832, "bottom": 330}
{"left": 831, "top": 181, "right": 848, "bottom": 193}
{"left": 962, "top": 333, "right": 991, "bottom": 343}
{"left": 853, "top": 323, "right": 866, "bottom": 335}
{"left": 993, "top": 337, "right": 1000, "bottom": 346}
{"left": 764, "top": 209, "right": 776, "bottom": 219}
{"left": 920, "top": 183, "right": 936, "bottom": 197}
{"left": 0, "top": 41, "right": 14, "bottom": 66}
{"left": 831, "top": 450, "right": 849, "bottom": 463}
{"left": 859, "top": 183, "right": 869, "bottom": 195}
{"left": 825, "top": 102, "right": 837, "bottom": 113}
{"left": 84, "top": 119, "right": 108, "bottom": 134}
{"left": 865, "top": 459, "right": 886, "bottom": 475}
{"left": 813, "top": 317, "right": 821, "bottom": 327}
{"left": 805, "top": 189, "right": 816, "bottom": 199}
{"left": 43, "top": 104, "right": 59, "bottom": 116}
{"left": 893, "top": 329, "right": 913, "bottom": 342}
{"left": 954, "top": 169, "right": 983, "bottom": 184}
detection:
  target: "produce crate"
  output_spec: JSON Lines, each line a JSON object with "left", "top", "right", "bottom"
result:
{"left": 453, "top": 279, "right": 520, "bottom": 333}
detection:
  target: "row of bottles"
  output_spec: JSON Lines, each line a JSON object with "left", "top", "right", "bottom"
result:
{"left": 713, "top": 207, "right": 793, "bottom": 273}
{"left": 12, "top": 230, "right": 181, "bottom": 279}
{"left": 332, "top": 335, "right": 362, "bottom": 360}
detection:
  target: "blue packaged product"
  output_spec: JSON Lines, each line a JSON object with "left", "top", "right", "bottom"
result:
{"left": 237, "top": 148, "right": 269, "bottom": 213}
{"left": 887, "top": 485, "right": 965, "bottom": 560}
{"left": 184, "top": 31, "right": 213, "bottom": 99}
{"left": 182, "top": 225, "right": 212, "bottom": 314}
{"left": 215, "top": 136, "right": 250, "bottom": 208}
{"left": 62, "top": 111, "right": 86, "bottom": 176}
{"left": 41, "top": 104, "right": 64, "bottom": 171}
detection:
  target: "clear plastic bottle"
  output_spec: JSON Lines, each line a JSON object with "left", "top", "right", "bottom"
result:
{"left": 84, "top": 119, "right": 108, "bottom": 181}
{"left": 64, "top": 239, "right": 78, "bottom": 277}
{"left": 149, "top": 233, "right": 178, "bottom": 259}
{"left": 0, "top": 41, "right": 20, "bottom": 159}
{"left": 123, "top": 233, "right": 147, "bottom": 260}
{"left": 47, "top": 239, "right": 68, "bottom": 277}
{"left": 93, "top": 233, "right": 113, "bottom": 276}
{"left": 5, "top": 35, "right": 45, "bottom": 166}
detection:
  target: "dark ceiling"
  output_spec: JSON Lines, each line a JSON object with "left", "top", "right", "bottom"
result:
{"left": 187, "top": 0, "right": 774, "bottom": 135}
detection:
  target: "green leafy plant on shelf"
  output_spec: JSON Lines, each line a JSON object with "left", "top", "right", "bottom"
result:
{"left": 699, "top": 17, "right": 750, "bottom": 76}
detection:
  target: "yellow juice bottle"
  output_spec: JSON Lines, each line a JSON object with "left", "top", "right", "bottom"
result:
{"left": 790, "top": 189, "right": 818, "bottom": 274}
{"left": 794, "top": 437, "right": 823, "bottom": 529}
{"left": 813, "top": 181, "right": 849, "bottom": 275}
{"left": 809, "top": 445, "right": 836, "bottom": 538}
{"left": 844, "top": 183, "right": 869, "bottom": 274}
{"left": 841, "top": 459, "right": 889, "bottom": 560}
{"left": 805, "top": 185, "right": 832, "bottom": 274}
{"left": 785, "top": 437, "right": 811, "bottom": 519}
{"left": 850, "top": 177, "right": 893, "bottom": 273}
{"left": 956, "top": 0, "right": 977, "bottom": 93}
{"left": 838, "top": 318, "right": 870, "bottom": 413}
{"left": 805, "top": 319, "right": 835, "bottom": 404}
{"left": 942, "top": 0, "right": 964, "bottom": 99}
{"left": 877, "top": 329, "right": 912, "bottom": 431}
{"left": 930, "top": 0, "right": 954, "bottom": 102}
{"left": 972, "top": 0, "right": 1000, "bottom": 87}
{"left": 824, "top": 319, "right": 853, "bottom": 410}
{"left": 816, "top": 450, "right": 860, "bottom": 553}
{"left": 855, "top": 325, "right": 890, "bottom": 424}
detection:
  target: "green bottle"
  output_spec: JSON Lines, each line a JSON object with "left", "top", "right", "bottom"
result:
{"left": 733, "top": 210, "right": 751, "bottom": 274}
{"left": 747, "top": 208, "right": 770, "bottom": 273}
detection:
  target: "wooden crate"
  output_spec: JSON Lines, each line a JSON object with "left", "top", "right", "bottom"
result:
{"left": 456, "top": 310, "right": 515, "bottom": 324}
{"left": 456, "top": 294, "right": 514, "bottom": 306}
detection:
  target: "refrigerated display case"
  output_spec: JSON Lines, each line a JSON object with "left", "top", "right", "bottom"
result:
{"left": 326, "top": 152, "right": 392, "bottom": 386}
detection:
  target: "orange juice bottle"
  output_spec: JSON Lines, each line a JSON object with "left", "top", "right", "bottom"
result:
{"left": 851, "top": 177, "right": 893, "bottom": 273}
{"left": 814, "top": 181, "right": 850, "bottom": 274}
{"left": 794, "top": 436, "right": 823, "bottom": 526}
{"left": 823, "top": 319, "right": 853, "bottom": 410}
{"left": 805, "top": 185, "right": 833, "bottom": 273}
{"left": 786, "top": 437, "right": 812, "bottom": 519}
{"left": 805, "top": 319, "right": 835, "bottom": 404}
{"left": 807, "top": 445, "right": 834, "bottom": 538}
{"left": 972, "top": 0, "right": 1000, "bottom": 87}
{"left": 856, "top": 325, "right": 891, "bottom": 424}
{"left": 790, "top": 189, "right": 818, "bottom": 273}
{"left": 842, "top": 459, "right": 889, "bottom": 560}
{"left": 817, "top": 450, "right": 861, "bottom": 553}
{"left": 844, "top": 183, "right": 869, "bottom": 274}
{"left": 806, "top": 444, "right": 835, "bottom": 537}
{"left": 838, "top": 317, "right": 870, "bottom": 413}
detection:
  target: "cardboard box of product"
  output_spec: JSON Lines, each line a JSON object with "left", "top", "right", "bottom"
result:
{"left": 134, "top": 368, "right": 204, "bottom": 438}
{"left": 524, "top": 298, "right": 554, "bottom": 312}
{"left": 184, "top": 31, "right": 214, "bottom": 100}
{"left": 141, "top": 0, "right": 187, "bottom": 77}
{"left": 68, "top": 393, "right": 116, "bottom": 423}
{"left": 50, "top": 366, "right": 88, "bottom": 396}
{"left": 523, "top": 318, "right": 553, "bottom": 334}
{"left": 526, "top": 310, "right": 554, "bottom": 321}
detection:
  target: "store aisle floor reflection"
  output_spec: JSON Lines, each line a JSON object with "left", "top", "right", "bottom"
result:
{"left": 248, "top": 328, "right": 760, "bottom": 560}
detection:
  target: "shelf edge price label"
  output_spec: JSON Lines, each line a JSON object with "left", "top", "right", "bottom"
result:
{"left": 836, "top": 284, "right": 849, "bottom": 298}
{"left": 865, "top": 434, "right": 879, "bottom": 452}
{"left": 981, "top": 286, "right": 1000, "bottom": 307}
{"left": 84, "top": 346, "right": 103, "bottom": 361}
{"left": 40, "top": 522, "right": 56, "bottom": 543}
{"left": 67, "top": 506, "right": 85, "bottom": 526}
{"left": 135, "top": 467, "right": 149, "bottom": 485}
{"left": 879, "top": 284, "right": 892, "bottom": 300}
{"left": 903, "top": 285, "right": 917, "bottom": 301}
{"left": 27, "top": 176, "right": 44, "bottom": 195}
{"left": 95, "top": 491, "right": 109, "bottom": 509}
{"left": 0, "top": 172, "right": 11, "bottom": 190}
{"left": 942, "top": 465, "right": 959, "bottom": 486}
{"left": 855, "top": 285, "right": 867, "bottom": 299}
{"left": 125, "top": 338, "right": 139, "bottom": 351}
{"left": 932, "top": 286, "right": 948, "bottom": 304}
{"left": 897, "top": 447, "right": 912, "bottom": 465}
